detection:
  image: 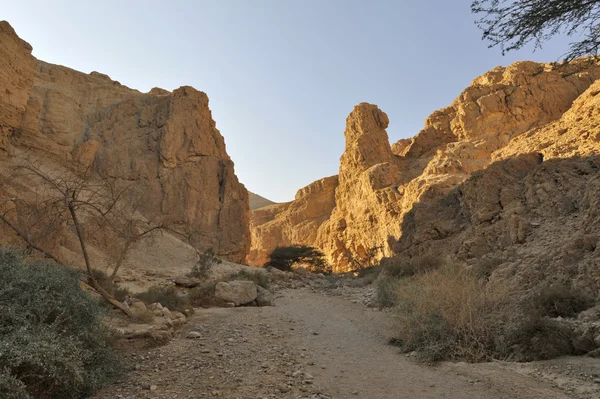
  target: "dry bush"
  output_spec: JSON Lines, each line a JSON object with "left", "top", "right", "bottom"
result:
{"left": 382, "top": 255, "right": 442, "bottom": 279}
{"left": 189, "top": 283, "right": 219, "bottom": 308}
{"left": 134, "top": 286, "right": 190, "bottom": 313}
{"left": 390, "top": 264, "right": 590, "bottom": 362}
{"left": 375, "top": 275, "right": 400, "bottom": 308}
{"left": 187, "top": 248, "right": 222, "bottom": 278}
{"left": 392, "top": 264, "right": 504, "bottom": 361}
{"left": 533, "top": 285, "right": 593, "bottom": 318}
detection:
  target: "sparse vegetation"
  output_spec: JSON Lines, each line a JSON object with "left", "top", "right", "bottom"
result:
{"left": 381, "top": 255, "right": 442, "bottom": 279}
{"left": 134, "top": 285, "right": 190, "bottom": 313}
{"left": 264, "top": 245, "right": 330, "bottom": 273}
{"left": 0, "top": 248, "right": 124, "bottom": 398}
{"left": 188, "top": 248, "right": 222, "bottom": 278}
{"left": 472, "top": 0, "right": 600, "bottom": 61}
{"left": 533, "top": 285, "right": 593, "bottom": 318}
{"left": 388, "top": 262, "right": 594, "bottom": 362}
{"left": 346, "top": 246, "right": 382, "bottom": 272}
{"left": 189, "top": 283, "right": 219, "bottom": 308}
{"left": 90, "top": 269, "right": 132, "bottom": 303}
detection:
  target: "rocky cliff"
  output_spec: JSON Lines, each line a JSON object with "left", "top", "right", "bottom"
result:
{"left": 250, "top": 59, "right": 600, "bottom": 270}
{"left": 0, "top": 21, "right": 249, "bottom": 264}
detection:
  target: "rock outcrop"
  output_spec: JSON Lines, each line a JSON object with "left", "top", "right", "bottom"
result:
{"left": 0, "top": 21, "right": 249, "bottom": 263}
{"left": 248, "top": 175, "right": 338, "bottom": 266}
{"left": 250, "top": 59, "right": 600, "bottom": 271}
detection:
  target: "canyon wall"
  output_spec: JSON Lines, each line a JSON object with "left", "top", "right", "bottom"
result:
{"left": 250, "top": 59, "right": 600, "bottom": 270}
{"left": 0, "top": 21, "right": 249, "bottom": 264}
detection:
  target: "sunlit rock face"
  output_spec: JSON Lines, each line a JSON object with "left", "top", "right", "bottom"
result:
{"left": 250, "top": 58, "right": 600, "bottom": 271}
{"left": 0, "top": 21, "right": 249, "bottom": 263}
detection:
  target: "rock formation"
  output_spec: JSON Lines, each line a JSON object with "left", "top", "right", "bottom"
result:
{"left": 0, "top": 21, "right": 249, "bottom": 264}
{"left": 248, "top": 176, "right": 338, "bottom": 266}
{"left": 250, "top": 59, "right": 600, "bottom": 271}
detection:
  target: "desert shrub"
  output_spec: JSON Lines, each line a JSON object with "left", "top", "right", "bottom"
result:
{"left": 0, "top": 369, "right": 30, "bottom": 399}
{"left": 390, "top": 263, "right": 583, "bottom": 362}
{"left": 375, "top": 275, "right": 400, "bottom": 308}
{"left": 264, "top": 245, "right": 329, "bottom": 273}
{"left": 90, "top": 269, "right": 132, "bottom": 302}
{"left": 391, "top": 264, "right": 502, "bottom": 361}
{"left": 188, "top": 248, "right": 222, "bottom": 278}
{"left": 473, "top": 256, "right": 504, "bottom": 280}
{"left": 228, "top": 269, "right": 269, "bottom": 289}
{"left": 346, "top": 246, "right": 382, "bottom": 271}
{"left": 189, "top": 283, "right": 218, "bottom": 308}
{"left": 533, "top": 285, "right": 593, "bottom": 318}
{"left": 382, "top": 255, "right": 442, "bottom": 279}
{"left": 0, "top": 248, "right": 124, "bottom": 398}
{"left": 134, "top": 285, "right": 190, "bottom": 313}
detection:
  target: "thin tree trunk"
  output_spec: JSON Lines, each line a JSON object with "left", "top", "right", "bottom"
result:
{"left": 67, "top": 203, "right": 133, "bottom": 317}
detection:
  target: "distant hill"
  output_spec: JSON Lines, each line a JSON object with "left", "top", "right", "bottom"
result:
{"left": 249, "top": 192, "right": 276, "bottom": 210}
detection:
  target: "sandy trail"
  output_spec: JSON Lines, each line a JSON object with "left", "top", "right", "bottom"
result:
{"left": 96, "top": 289, "right": 598, "bottom": 399}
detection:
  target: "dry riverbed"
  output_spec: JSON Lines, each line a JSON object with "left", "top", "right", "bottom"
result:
{"left": 95, "top": 289, "right": 600, "bottom": 399}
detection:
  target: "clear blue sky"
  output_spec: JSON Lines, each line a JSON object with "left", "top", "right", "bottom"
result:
{"left": 2, "top": 1, "right": 573, "bottom": 202}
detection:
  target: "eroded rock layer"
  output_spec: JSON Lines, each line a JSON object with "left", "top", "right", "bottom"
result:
{"left": 250, "top": 59, "right": 600, "bottom": 270}
{"left": 0, "top": 21, "right": 249, "bottom": 263}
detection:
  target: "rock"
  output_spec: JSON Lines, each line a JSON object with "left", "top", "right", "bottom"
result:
{"left": 0, "top": 21, "right": 249, "bottom": 265}
{"left": 256, "top": 286, "right": 275, "bottom": 306}
{"left": 186, "top": 331, "right": 202, "bottom": 339}
{"left": 174, "top": 277, "right": 203, "bottom": 288}
{"left": 214, "top": 281, "right": 257, "bottom": 306}
{"left": 128, "top": 299, "right": 149, "bottom": 320}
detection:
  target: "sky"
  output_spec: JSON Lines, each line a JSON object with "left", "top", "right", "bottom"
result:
{"left": 2, "top": 0, "right": 575, "bottom": 202}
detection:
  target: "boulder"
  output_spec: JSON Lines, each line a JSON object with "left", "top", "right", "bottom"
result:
{"left": 174, "top": 277, "right": 203, "bottom": 288}
{"left": 256, "top": 286, "right": 275, "bottom": 306}
{"left": 214, "top": 281, "right": 257, "bottom": 306}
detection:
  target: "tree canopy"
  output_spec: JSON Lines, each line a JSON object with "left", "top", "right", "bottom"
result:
{"left": 264, "top": 245, "right": 330, "bottom": 273}
{"left": 472, "top": 0, "right": 600, "bottom": 61}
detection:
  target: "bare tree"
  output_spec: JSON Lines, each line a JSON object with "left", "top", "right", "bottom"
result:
{"left": 0, "top": 159, "right": 167, "bottom": 316}
{"left": 472, "top": 0, "right": 600, "bottom": 61}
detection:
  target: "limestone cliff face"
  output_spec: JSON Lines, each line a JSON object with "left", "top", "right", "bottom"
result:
{"left": 393, "top": 153, "right": 600, "bottom": 294}
{"left": 0, "top": 21, "right": 249, "bottom": 263}
{"left": 250, "top": 58, "right": 600, "bottom": 270}
{"left": 248, "top": 176, "right": 338, "bottom": 266}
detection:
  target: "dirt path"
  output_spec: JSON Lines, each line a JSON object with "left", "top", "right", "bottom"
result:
{"left": 96, "top": 289, "right": 599, "bottom": 399}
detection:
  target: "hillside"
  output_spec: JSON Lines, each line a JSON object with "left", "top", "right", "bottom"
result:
{"left": 248, "top": 191, "right": 276, "bottom": 210}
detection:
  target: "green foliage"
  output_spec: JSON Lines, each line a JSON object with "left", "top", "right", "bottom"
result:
{"left": 374, "top": 276, "right": 400, "bottom": 309}
{"left": 0, "top": 248, "right": 124, "bottom": 398}
{"left": 189, "top": 283, "right": 218, "bottom": 308}
{"left": 187, "top": 248, "right": 222, "bottom": 278}
{"left": 134, "top": 285, "right": 190, "bottom": 313}
{"left": 472, "top": 0, "right": 600, "bottom": 61}
{"left": 533, "top": 285, "right": 593, "bottom": 318}
{"left": 90, "top": 269, "right": 132, "bottom": 302}
{"left": 264, "top": 245, "right": 329, "bottom": 273}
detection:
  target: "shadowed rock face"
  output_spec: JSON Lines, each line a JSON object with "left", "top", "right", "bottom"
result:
{"left": 250, "top": 59, "right": 600, "bottom": 271}
{"left": 0, "top": 21, "right": 249, "bottom": 263}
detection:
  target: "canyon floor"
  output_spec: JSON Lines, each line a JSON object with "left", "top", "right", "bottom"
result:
{"left": 95, "top": 288, "right": 600, "bottom": 399}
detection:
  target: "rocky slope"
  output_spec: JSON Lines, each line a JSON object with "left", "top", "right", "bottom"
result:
{"left": 248, "top": 191, "right": 276, "bottom": 210}
{"left": 0, "top": 21, "right": 249, "bottom": 264}
{"left": 250, "top": 59, "right": 600, "bottom": 270}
